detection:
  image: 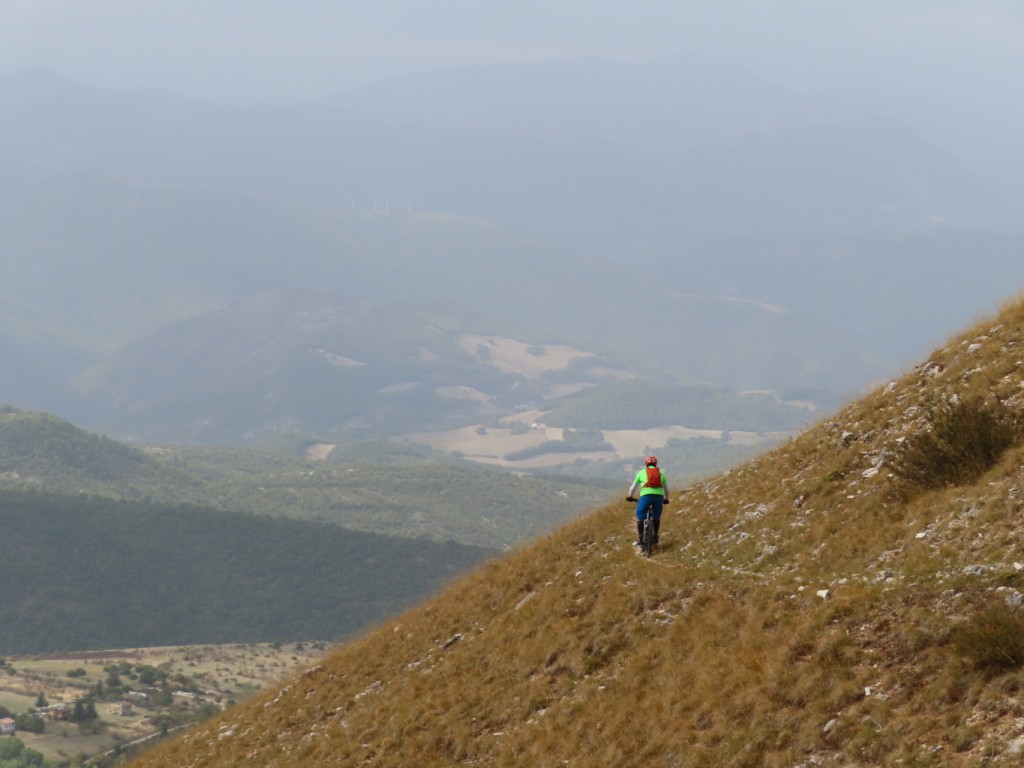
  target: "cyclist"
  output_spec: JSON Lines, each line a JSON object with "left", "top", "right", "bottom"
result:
{"left": 626, "top": 455, "right": 670, "bottom": 548}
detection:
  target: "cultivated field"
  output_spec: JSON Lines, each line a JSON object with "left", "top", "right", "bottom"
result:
{"left": 406, "top": 418, "right": 784, "bottom": 470}
{"left": 456, "top": 334, "right": 595, "bottom": 379}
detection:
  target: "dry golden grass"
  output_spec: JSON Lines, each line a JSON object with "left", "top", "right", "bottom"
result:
{"left": 129, "top": 295, "right": 1024, "bottom": 767}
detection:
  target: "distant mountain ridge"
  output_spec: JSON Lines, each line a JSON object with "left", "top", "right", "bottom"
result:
{"left": 0, "top": 62, "right": 1007, "bottom": 247}
{"left": 328, "top": 55, "right": 1000, "bottom": 232}
{"left": 325, "top": 55, "right": 827, "bottom": 154}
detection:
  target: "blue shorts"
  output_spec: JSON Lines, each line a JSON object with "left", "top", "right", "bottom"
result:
{"left": 635, "top": 495, "right": 664, "bottom": 521}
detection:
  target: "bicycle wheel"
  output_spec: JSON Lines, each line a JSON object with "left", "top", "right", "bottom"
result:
{"left": 642, "top": 516, "right": 654, "bottom": 557}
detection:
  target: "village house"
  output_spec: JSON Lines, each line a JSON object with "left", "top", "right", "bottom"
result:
{"left": 0, "top": 717, "right": 14, "bottom": 735}
{"left": 43, "top": 703, "right": 71, "bottom": 720}
{"left": 107, "top": 701, "right": 133, "bottom": 716}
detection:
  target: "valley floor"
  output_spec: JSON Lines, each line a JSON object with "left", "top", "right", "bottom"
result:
{"left": 0, "top": 642, "right": 329, "bottom": 764}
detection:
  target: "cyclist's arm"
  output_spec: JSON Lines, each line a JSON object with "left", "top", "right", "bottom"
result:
{"left": 627, "top": 479, "right": 641, "bottom": 498}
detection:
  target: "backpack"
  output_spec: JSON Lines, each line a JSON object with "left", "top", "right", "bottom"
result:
{"left": 644, "top": 467, "right": 663, "bottom": 489}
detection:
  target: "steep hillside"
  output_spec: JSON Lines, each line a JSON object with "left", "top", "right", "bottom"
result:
{"left": 131, "top": 294, "right": 1024, "bottom": 767}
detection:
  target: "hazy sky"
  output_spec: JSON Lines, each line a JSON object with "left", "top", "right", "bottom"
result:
{"left": 1, "top": 1, "right": 1020, "bottom": 99}
{"left": 1, "top": 1, "right": 1022, "bottom": 167}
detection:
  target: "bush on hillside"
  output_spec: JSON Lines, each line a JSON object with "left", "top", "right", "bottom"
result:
{"left": 950, "top": 602, "right": 1024, "bottom": 674}
{"left": 892, "top": 395, "right": 1021, "bottom": 497}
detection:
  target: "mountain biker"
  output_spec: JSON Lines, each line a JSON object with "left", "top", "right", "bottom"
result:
{"left": 626, "top": 455, "right": 670, "bottom": 548}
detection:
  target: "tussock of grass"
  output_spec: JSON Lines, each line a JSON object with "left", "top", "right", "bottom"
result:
{"left": 951, "top": 602, "right": 1024, "bottom": 675}
{"left": 131, "top": 294, "right": 1024, "bottom": 768}
{"left": 892, "top": 395, "right": 1022, "bottom": 498}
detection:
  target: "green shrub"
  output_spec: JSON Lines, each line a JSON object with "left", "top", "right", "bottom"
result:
{"left": 893, "top": 396, "right": 1021, "bottom": 496}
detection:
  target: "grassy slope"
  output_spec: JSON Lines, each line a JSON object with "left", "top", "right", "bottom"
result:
{"left": 130, "top": 293, "right": 1024, "bottom": 767}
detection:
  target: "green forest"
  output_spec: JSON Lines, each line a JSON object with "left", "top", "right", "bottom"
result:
{"left": 0, "top": 736, "right": 53, "bottom": 768}
{"left": 0, "top": 488, "right": 495, "bottom": 655}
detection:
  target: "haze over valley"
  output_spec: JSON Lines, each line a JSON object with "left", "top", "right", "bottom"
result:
{"left": 1, "top": 54, "right": 1023, "bottom": 474}
{"left": 1, "top": 3, "right": 1023, "bottom": 765}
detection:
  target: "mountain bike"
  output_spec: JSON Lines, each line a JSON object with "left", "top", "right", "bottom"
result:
{"left": 627, "top": 497, "right": 656, "bottom": 557}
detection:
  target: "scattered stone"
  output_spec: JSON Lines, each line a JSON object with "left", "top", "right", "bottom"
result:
{"left": 816, "top": 589, "right": 830, "bottom": 600}
{"left": 514, "top": 592, "right": 537, "bottom": 611}
{"left": 353, "top": 681, "right": 382, "bottom": 701}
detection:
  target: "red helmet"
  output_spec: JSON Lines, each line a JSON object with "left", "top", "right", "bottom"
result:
{"left": 645, "top": 455, "right": 658, "bottom": 467}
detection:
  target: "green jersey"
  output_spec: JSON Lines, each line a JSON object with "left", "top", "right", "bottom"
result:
{"left": 629, "top": 467, "right": 668, "bottom": 498}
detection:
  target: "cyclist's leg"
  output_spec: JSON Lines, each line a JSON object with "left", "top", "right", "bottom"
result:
{"left": 635, "top": 496, "right": 654, "bottom": 545}
{"left": 650, "top": 496, "right": 664, "bottom": 544}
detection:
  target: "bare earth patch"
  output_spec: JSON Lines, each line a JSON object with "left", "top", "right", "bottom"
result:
{"left": 457, "top": 334, "right": 593, "bottom": 379}
{"left": 406, "top": 424, "right": 562, "bottom": 461}
{"left": 304, "top": 443, "right": 336, "bottom": 461}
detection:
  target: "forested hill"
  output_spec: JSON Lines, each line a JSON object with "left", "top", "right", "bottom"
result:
{"left": 0, "top": 404, "right": 156, "bottom": 485}
{"left": 131, "top": 295, "right": 1024, "bottom": 767}
{"left": 0, "top": 488, "right": 495, "bottom": 654}
{"left": 0, "top": 407, "right": 614, "bottom": 549}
